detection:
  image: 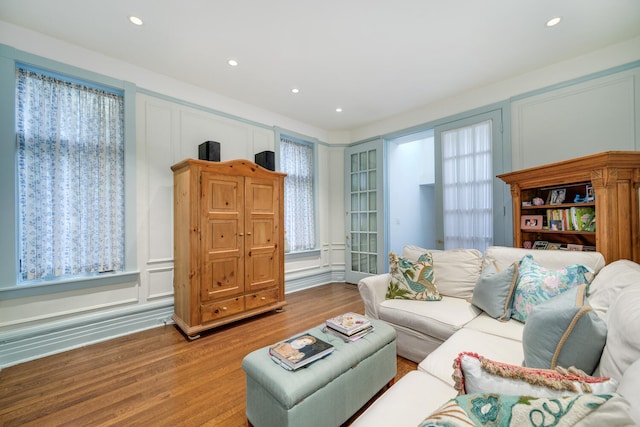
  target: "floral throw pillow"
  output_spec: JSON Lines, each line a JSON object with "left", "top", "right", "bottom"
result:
{"left": 452, "top": 352, "right": 617, "bottom": 397}
{"left": 418, "top": 393, "right": 632, "bottom": 427}
{"left": 511, "top": 255, "right": 590, "bottom": 322}
{"left": 386, "top": 251, "right": 442, "bottom": 301}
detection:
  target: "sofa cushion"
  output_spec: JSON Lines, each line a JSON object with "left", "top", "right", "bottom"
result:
{"left": 598, "top": 284, "right": 640, "bottom": 382}
{"left": 588, "top": 259, "right": 640, "bottom": 319}
{"left": 471, "top": 261, "right": 518, "bottom": 321}
{"left": 483, "top": 245, "right": 605, "bottom": 281}
{"left": 418, "top": 328, "right": 524, "bottom": 386}
{"left": 453, "top": 352, "right": 617, "bottom": 397}
{"left": 523, "top": 284, "right": 606, "bottom": 375}
{"left": 419, "top": 393, "right": 633, "bottom": 427}
{"left": 512, "top": 255, "right": 590, "bottom": 322}
{"left": 403, "top": 246, "right": 483, "bottom": 299}
{"left": 617, "top": 358, "right": 640, "bottom": 426}
{"left": 463, "top": 313, "right": 524, "bottom": 342}
{"left": 378, "top": 296, "right": 481, "bottom": 343}
{"left": 350, "top": 370, "right": 457, "bottom": 427}
{"left": 386, "top": 252, "right": 442, "bottom": 301}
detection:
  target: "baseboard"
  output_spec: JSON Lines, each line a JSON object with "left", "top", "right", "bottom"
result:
{"left": 0, "top": 300, "right": 174, "bottom": 369}
{"left": 284, "top": 269, "right": 345, "bottom": 293}
{"left": 0, "top": 272, "right": 349, "bottom": 369}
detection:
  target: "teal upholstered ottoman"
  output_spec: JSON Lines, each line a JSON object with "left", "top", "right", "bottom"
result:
{"left": 242, "top": 319, "right": 397, "bottom": 427}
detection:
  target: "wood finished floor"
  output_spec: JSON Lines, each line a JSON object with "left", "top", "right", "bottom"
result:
{"left": 0, "top": 283, "right": 417, "bottom": 427}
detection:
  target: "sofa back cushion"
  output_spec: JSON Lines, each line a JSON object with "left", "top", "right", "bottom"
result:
{"left": 483, "top": 246, "right": 605, "bottom": 282}
{"left": 402, "top": 246, "right": 483, "bottom": 299}
{"left": 597, "top": 284, "right": 640, "bottom": 382}
{"left": 588, "top": 259, "right": 640, "bottom": 319}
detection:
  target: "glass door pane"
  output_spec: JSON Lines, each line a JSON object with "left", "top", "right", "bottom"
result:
{"left": 344, "top": 139, "right": 384, "bottom": 283}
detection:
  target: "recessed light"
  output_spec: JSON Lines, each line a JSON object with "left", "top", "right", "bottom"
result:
{"left": 129, "top": 16, "right": 144, "bottom": 26}
{"left": 228, "top": 59, "right": 238, "bottom": 67}
{"left": 546, "top": 16, "right": 561, "bottom": 27}
{"left": 291, "top": 88, "right": 300, "bottom": 94}
{"left": 336, "top": 108, "right": 343, "bottom": 113}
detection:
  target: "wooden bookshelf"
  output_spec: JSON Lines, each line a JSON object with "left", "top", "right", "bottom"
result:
{"left": 498, "top": 151, "right": 640, "bottom": 264}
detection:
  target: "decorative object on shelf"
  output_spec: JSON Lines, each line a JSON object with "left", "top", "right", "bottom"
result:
{"left": 521, "top": 215, "right": 543, "bottom": 230}
{"left": 548, "top": 188, "right": 566, "bottom": 205}
{"left": 532, "top": 241, "right": 548, "bottom": 250}
{"left": 532, "top": 197, "right": 545, "bottom": 206}
{"left": 586, "top": 185, "right": 595, "bottom": 201}
{"left": 523, "top": 241, "right": 532, "bottom": 249}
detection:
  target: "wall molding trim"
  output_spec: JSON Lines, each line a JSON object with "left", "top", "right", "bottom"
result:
{"left": 0, "top": 300, "right": 174, "bottom": 369}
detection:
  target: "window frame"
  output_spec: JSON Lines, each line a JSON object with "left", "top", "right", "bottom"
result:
{"left": 0, "top": 44, "right": 138, "bottom": 300}
{"left": 275, "top": 127, "right": 320, "bottom": 257}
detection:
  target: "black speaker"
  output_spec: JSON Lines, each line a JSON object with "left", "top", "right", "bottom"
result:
{"left": 255, "top": 151, "right": 275, "bottom": 171}
{"left": 198, "top": 141, "right": 220, "bottom": 162}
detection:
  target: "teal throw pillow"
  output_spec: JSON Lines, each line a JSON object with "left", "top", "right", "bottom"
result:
{"left": 512, "top": 255, "right": 589, "bottom": 323}
{"left": 523, "top": 284, "right": 607, "bottom": 375}
{"left": 386, "top": 251, "right": 441, "bottom": 301}
{"left": 471, "top": 262, "right": 518, "bottom": 321}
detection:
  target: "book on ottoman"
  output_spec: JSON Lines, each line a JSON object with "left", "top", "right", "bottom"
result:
{"left": 326, "top": 312, "right": 372, "bottom": 336}
{"left": 269, "top": 334, "right": 334, "bottom": 370}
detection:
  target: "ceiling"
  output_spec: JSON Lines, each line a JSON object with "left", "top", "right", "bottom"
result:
{"left": 1, "top": 0, "right": 639, "bottom": 132}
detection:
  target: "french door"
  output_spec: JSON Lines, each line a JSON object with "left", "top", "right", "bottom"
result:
{"left": 344, "top": 139, "right": 384, "bottom": 284}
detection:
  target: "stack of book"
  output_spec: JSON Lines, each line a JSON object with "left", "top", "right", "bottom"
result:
{"left": 324, "top": 312, "right": 374, "bottom": 342}
{"left": 269, "top": 333, "right": 334, "bottom": 370}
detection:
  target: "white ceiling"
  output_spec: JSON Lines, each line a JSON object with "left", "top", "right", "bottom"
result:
{"left": 1, "top": 0, "right": 639, "bottom": 131}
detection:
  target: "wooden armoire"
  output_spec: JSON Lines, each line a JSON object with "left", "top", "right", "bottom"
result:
{"left": 171, "top": 158, "right": 287, "bottom": 338}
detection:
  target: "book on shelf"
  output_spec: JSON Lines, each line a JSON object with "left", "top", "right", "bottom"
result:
{"left": 571, "top": 206, "right": 596, "bottom": 231}
{"left": 325, "top": 312, "right": 372, "bottom": 336}
{"left": 324, "top": 324, "right": 375, "bottom": 342}
{"left": 268, "top": 333, "right": 334, "bottom": 370}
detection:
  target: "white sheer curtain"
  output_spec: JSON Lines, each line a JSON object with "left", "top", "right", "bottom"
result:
{"left": 279, "top": 136, "right": 315, "bottom": 252}
{"left": 16, "top": 67, "right": 125, "bottom": 281}
{"left": 441, "top": 120, "right": 493, "bottom": 252}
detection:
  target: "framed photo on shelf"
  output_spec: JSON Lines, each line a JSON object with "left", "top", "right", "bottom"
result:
{"left": 521, "top": 215, "right": 543, "bottom": 230}
{"left": 586, "top": 185, "right": 595, "bottom": 201}
{"left": 546, "top": 242, "right": 562, "bottom": 250}
{"left": 548, "top": 188, "right": 566, "bottom": 205}
{"left": 532, "top": 240, "right": 548, "bottom": 250}
{"left": 567, "top": 244, "right": 584, "bottom": 251}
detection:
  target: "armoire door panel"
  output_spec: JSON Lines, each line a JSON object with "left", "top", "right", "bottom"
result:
{"left": 249, "top": 218, "right": 275, "bottom": 246}
{"left": 202, "top": 256, "right": 243, "bottom": 301}
{"left": 247, "top": 249, "right": 276, "bottom": 291}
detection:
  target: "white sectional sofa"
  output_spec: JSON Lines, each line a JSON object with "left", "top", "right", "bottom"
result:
{"left": 353, "top": 246, "right": 640, "bottom": 426}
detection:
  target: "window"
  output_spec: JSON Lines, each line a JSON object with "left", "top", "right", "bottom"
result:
{"left": 441, "top": 120, "right": 493, "bottom": 252}
{"left": 16, "top": 66, "right": 125, "bottom": 282}
{"left": 279, "top": 135, "right": 316, "bottom": 252}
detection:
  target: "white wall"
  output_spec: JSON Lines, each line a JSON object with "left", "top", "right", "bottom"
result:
{"left": 510, "top": 67, "right": 640, "bottom": 169}
{"left": 349, "top": 37, "right": 640, "bottom": 143}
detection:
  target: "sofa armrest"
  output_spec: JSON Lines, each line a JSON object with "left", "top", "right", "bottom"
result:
{"left": 357, "top": 273, "right": 390, "bottom": 320}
